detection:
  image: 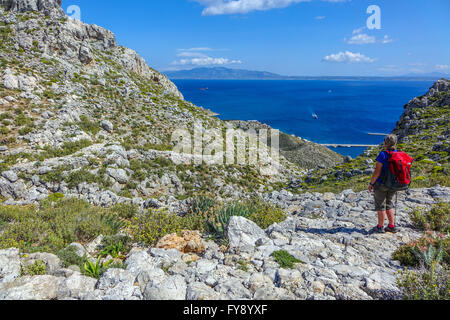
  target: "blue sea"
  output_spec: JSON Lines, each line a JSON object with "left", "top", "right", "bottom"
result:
{"left": 173, "top": 80, "right": 435, "bottom": 158}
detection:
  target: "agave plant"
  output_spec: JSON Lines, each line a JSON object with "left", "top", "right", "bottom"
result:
{"left": 413, "top": 242, "right": 444, "bottom": 268}
{"left": 206, "top": 202, "right": 252, "bottom": 239}
{"left": 83, "top": 255, "right": 113, "bottom": 279}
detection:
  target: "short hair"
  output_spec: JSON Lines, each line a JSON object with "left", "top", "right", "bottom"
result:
{"left": 385, "top": 134, "right": 398, "bottom": 148}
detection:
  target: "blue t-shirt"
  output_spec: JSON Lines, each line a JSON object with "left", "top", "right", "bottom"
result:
{"left": 376, "top": 150, "right": 397, "bottom": 184}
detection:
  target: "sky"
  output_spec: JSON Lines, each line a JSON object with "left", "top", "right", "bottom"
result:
{"left": 61, "top": 0, "right": 450, "bottom": 76}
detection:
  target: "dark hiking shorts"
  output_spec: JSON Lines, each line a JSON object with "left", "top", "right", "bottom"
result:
{"left": 373, "top": 183, "right": 397, "bottom": 211}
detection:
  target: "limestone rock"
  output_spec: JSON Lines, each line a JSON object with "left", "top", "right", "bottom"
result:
{"left": 144, "top": 274, "right": 187, "bottom": 300}
{"left": 0, "top": 248, "right": 21, "bottom": 284}
{"left": 226, "top": 216, "right": 270, "bottom": 252}
{"left": 156, "top": 230, "right": 205, "bottom": 254}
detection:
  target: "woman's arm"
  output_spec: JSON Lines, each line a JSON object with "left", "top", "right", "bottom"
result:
{"left": 369, "top": 162, "right": 383, "bottom": 192}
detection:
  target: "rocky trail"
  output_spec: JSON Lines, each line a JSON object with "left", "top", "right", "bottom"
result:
{"left": 1, "top": 185, "right": 448, "bottom": 300}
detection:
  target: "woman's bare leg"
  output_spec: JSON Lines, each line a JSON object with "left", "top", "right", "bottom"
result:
{"left": 377, "top": 210, "right": 386, "bottom": 227}
{"left": 386, "top": 209, "right": 395, "bottom": 226}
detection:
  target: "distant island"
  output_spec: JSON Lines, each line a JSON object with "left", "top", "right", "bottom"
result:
{"left": 164, "top": 67, "right": 448, "bottom": 81}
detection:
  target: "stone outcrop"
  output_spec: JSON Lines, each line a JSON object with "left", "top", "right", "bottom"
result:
{"left": 2, "top": 0, "right": 64, "bottom": 17}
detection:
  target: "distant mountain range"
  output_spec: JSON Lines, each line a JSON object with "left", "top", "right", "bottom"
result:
{"left": 164, "top": 67, "right": 449, "bottom": 81}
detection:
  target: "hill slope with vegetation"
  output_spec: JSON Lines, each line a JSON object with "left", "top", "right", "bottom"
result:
{"left": 0, "top": 0, "right": 343, "bottom": 209}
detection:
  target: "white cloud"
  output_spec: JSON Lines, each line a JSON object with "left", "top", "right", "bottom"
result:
{"left": 346, "top": 27, "right": 394, "bottom": 45}
{"left": 323, "top": 51, "right": 376, "bottom": 63}
{"left": 380, "top": 35, "right": 394, "bottom": 44}
{"left": 436, "top": 64, "right": 450, "bottom": 70}
{"left": 176, "top": 51, "right": 208, "bottom": 58}
{"left": 352, "top": 27, "right": 366, "bottom": 34}
{"left": 172, "top": 47, "right": 242, "bottom": 66}
{"left": 171, "top": 57, "right": 242, "bottom": 66}
{"left": 346, "top": 33, "right": 376, "bottom": 44}
{"left": 177, "top": 47, "right": 214, "bottom": 52}
{"left": 193, "top": 0, "right": 311, "bottom": 16}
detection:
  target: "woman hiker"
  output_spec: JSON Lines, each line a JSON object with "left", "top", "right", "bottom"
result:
{"left": 368, "top": 134, "right": 400, "bottom": 234}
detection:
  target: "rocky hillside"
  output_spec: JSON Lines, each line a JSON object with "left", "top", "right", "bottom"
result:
{"left": 227, "top": 120, "right": 344, "bottom": 170}
{"left": 298, "top": 79, "right": 450, "bottom": 194}
{"left": 0, "top": 0, "right": 345, "bottom": 209}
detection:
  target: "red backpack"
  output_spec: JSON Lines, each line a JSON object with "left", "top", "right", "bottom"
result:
{"left": 383, "top": 150, "right": 414, "bottom": 191}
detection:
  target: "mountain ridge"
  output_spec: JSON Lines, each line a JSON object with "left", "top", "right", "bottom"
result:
{"left": 165, "top": 67, "right": 449, "bottom": 81}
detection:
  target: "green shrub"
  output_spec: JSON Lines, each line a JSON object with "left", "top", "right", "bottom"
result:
{"left": 271, "top": 250, "right": 303, "bottom": 269}
{"left": 392, "top": 234, "right": 449, "bottom": 267}
{"left": 57, "top": 246, "right": 88, "bottom": 269}
{"left": 247, "top": 199, "right": 286, "bottom": 229}
{"left": 101, "top": 241, "right": 125, "bottom": 259}
{"left": 110, "top": 202, "right": 139, "bottom": 219}
{"left": 396, "top": 263, "right": 449, "bottom": 300}
{"left": 130, "top": 209, "right": 205, "bottom": 246}
{"left": 409, "top": 202, "right": 450, "bottom": 232}
{"left": 47, "top": 193, "right": 64, "bottom": 202}
{"left": 83, "top": 255, "right": 113, "bottom": 279}
{"left": 205, "top": 202, "right": 251, "bottom": 241}
{"left": 101, "top": 234, "right": 132, "bottom": 258}
{"left": 190, "top": 196, "right": 216, "bottom": 215}
{"left": 78, "top": 115, "right": 100, "bottom": 136}
{"left": 0, "top": 198, "right": 124, "bottom": 253}
{"left": 21, "top": 259, "right": 47, "bottom": 276}
{"left": 39, "top": 139, "right": 93, "bottom": 160}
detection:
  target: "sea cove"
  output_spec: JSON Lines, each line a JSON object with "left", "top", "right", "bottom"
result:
{"left": 174, "top": 79, "right": 435, "bottom": 158}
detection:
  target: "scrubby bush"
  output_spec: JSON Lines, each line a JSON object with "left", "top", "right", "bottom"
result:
{"left": 392, "top": 233, "right": 449, "bottom": 267}
{"left": 57, "top": 246, "right": 88, "bottom": 269}
{"left": 129, "top": 209, "right": 205, "bottom": 246}
{"left": 409, "top": 202, "right": 450, "bottom": 232}
{"left": 271, "top": 250, "right": 303, "bottom": 269}
{"left": 110, "top": 202, "right": 139, "bottom": 219}
{"left": 190, "top": 196, "right": 216, "bottom": 215}
{"left": 21, "top": 260, "right": 47, "bottom": 276}
{"left": 397, "top": 263, "right": 449, "bottom": 300}
{"left": 0, "top": 198, "right": 124, "bottom": 253}
{"left": 247, "top": 199, "right": 286, "bottom": 229}
{"left": 100, "top": 235, "right": 132, "bottom": 258}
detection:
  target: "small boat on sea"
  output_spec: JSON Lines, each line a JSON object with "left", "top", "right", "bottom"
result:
{"left": 200, "top": 87, "right": 209, "bottom": 91}
{"left": 312, "top": 113, "right": 319, "bottom": 119}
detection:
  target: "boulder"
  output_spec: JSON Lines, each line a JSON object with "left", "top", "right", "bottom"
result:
{"left": 57, "top": 273, "right": 97, "bottom": 300}
{"left": 143, "top": 274, "right": 187, "bottom": 300}
{"left": 0, "top": 248, "right": 21, "bottom": 284}
{"left": 96, "top": 268, "right": 139, "bottom": 300}
{"left": 186, "top": 282, "right": 219, "bottom": 300}
{"left": 226, "top": 216, "right": 270, "bottom": 252}
{"left": 156, "top": 230, "right": 206, "bottom": 254}
{"left": 106, "top": 168, "right": 128, "bottom": 184}
{"left": 100, "top": 120, "right": 114, "bottom": 133}
{"left": 0, "top": 275, "right": 62, "bottom": 300}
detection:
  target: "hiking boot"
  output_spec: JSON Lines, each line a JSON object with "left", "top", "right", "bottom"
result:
{"left": 385, "top": 225, "right": 399, "bottom": 233}
{"left": 371, "top": 226, "right": 385, "bottom": 234}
